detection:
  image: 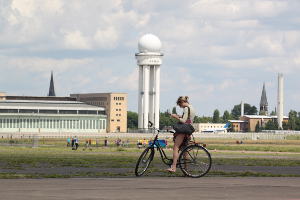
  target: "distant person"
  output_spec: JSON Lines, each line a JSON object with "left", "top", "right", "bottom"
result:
{"left": 96, "top": 139, "right": 99, "bottom": 147}
{"left": 137, "top": 140, "right": 142, "bottom": 149}
{"left": 73, "top": 136, "right": 79, "bottom": 150}
{"left": 126, "top": 139, "right": 130, "bottom": 147}
{"left": 104, "top": 137, "right": 108, "bottom": 147}
{"left": 67, "top": 137, "right": 71, "bottom": 147}
{"left": 71, "top": 137, "right": 75, "bottom": 148}
{"left": 116, "top": 138, "right": 121, "bottom": 147}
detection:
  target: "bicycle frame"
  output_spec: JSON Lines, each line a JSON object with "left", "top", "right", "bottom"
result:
{"left": 148, "top": 129, "right": 173, "bottom": 166}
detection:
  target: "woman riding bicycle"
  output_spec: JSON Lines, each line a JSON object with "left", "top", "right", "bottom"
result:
{"left": 167, "top": 96, "right": 195, "bottom": 173}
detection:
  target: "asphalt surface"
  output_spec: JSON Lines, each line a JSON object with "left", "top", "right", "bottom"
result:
{"left": 0, "top": 177, "right": 300, "bottom": 200}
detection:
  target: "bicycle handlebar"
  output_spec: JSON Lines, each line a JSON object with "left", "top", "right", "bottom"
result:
{"left": 148, "top": 121, "right": 175, "bottom": 134}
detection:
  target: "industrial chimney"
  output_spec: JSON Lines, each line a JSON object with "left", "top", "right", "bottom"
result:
{"left": 241, "top": 100, "right": 244, "bottom": 117}
{"left": 277, "top": 73, "right": 284, "bottom": 129}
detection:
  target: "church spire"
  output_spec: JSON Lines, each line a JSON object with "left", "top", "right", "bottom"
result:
{"left": 259, "top": 83, "right": 268, "bottom": 115}
{"left": 48, "top": 71, "right": 56, "bottom": 96}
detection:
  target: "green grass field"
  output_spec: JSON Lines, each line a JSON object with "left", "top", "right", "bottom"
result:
{"left": 0, "top": 137, "right": 300, "bottom": 178}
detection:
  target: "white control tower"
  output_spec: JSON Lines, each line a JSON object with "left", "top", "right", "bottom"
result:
{"left": 135, "top": 34, "right": 163, "bottom": 130}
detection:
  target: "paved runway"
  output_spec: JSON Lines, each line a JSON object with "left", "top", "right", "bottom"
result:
{"left": 0, "top": 177, "right": 299, "bottom": 200}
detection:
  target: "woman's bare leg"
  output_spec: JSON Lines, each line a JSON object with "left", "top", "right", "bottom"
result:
{"left": 167, "top": 133, "right": 185, "bottom": 172}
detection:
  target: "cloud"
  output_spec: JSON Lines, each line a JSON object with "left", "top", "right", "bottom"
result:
{"left": 63, "top": 30, "right": 91, "bottom": 50}
{"left": 0, "top": 56, "right": 93, "bottom": 72}
{"left": 94, "top": 27, "right": 119, "bottom": 49}
{"left": 1, "top": 0, "right": 300, "bottom": 115}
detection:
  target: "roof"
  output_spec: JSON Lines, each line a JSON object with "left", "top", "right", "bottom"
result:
{"left": 243, "top": 115, "right": 288, "bottom": 119}
{"left": 0, "top": 100, "right": 105, "bottom": 111}
{"left": 3, "top": 96, "right": 76, "bottom": 101}
{"left": 260, "top": 83, "right": 268, "bottom": 107}
{"left": 48, "top": 71, "right": 56, "bottom": 96}
{"left": 229, "top": 120, "right": 246, "bottom": 123}
{"left": 243, "top": 115, "right": 272, "bottom": 119}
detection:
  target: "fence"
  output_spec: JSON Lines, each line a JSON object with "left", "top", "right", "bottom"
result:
{"left": 0, "top": 131, "right": 300, "bottom": 140}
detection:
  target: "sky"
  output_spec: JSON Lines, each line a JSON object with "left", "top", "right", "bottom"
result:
{"left": 0, "top": 0, "right": 300, "bottom": 116}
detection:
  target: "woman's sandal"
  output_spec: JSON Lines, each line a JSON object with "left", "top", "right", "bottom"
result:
{"left": 166, "top": 168, "right": 176, "bottom": 173}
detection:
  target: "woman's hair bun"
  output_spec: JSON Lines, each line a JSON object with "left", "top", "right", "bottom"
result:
{"left": 176, "top": 96, "right": 189, "bottom": 105}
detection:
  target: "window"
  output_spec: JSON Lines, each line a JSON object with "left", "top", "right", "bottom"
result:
{"left": 59, "top": 110, "right": 77, "bottom": 114}
{"left": 0, "top": 109, "right": 18, "bottom": 113}
{"left": 111, "top": 119, "right": 114, "bottom": 122}
{"left": 78, "top": 110, "right": 97, "bottom": 115}
{"left": 98, "top": 110, "right": 106, "bottom": 115}
{"left": 103, "top": 120, "right": 106, "bottom": 129}
{"left": 117, "top": 119, "right": 120, "bottom": 122}
{"left": 39, "top": 110, "right": 58, "bottom": 114}
{"left": 19, "top": 109, "right": 38, "bottom": 114}
{"left": 79, "top": 120, "right": 82, "bottom": 129}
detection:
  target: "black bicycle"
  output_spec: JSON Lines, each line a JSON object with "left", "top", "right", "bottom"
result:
{"left": 135, "top": 123, "right": 212, "bottom": 178}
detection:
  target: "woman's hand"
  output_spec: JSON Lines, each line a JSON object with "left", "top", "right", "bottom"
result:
{"left": 170, "top": 114, "right": 179, "bottom": 119}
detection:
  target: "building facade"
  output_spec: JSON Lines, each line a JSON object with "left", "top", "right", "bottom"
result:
{"left": 193, "top": 123, "right": 227, "bottom": 133}
{"left": 0, "top": 100, "right": 106, "bottom": 134}
{"left": 70, "top": 93, "right": 127, "bottom": 133}
{"left": 230, "top": 115, "right": 289, "bottom": 132}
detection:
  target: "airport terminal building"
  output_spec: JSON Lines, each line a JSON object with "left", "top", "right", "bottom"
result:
{"left": 0, "top": 99, "right": 107, "bottom": 135}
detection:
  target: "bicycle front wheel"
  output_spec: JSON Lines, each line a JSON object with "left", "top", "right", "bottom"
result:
{"left": 179, "top": 145, "right": 212, "bottom": 178}
{"left": 135, "top": 147, "right": 155, "bottom": 177}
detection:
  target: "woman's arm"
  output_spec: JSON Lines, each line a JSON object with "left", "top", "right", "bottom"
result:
{"left": 171, "top": 107, "right": 189, "bottom": 123}
{"left": 179, "top": 107, "right": 189, "bottom": 123}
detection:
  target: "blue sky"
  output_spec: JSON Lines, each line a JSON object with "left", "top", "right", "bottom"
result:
{"left": 0, "top": 0, "right": 300, "bottom": 116}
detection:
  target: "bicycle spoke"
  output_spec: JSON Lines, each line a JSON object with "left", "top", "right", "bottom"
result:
{"left": 135, "top": 147, "right": 154, "bottom": 176}
{"left": 178, "top": 145, "right": 211, "bottom": 178}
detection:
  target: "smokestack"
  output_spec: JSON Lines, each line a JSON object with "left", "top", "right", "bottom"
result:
{"left": 277, "top": 73, "right": 284, "bottom": 129}
{"left": 241, "top": 100, "right": 244, "bottom": 117}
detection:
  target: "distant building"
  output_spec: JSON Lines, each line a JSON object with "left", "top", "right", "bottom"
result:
{"left": 193, "top": 123, "right": 227, "bottom": 133}
{"left": 0, "top": 100, "right": 106, "bottom": 134}
{"left": 229, "top": 115, "right": 289, "bottom": 132}
{"left": 228, "top": 120, "right": 247, "bottom": 132}
{"left": 70, "top": 93, "right": 127, "bottom": 133}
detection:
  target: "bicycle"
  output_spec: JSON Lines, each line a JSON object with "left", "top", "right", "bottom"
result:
{"left": 135, "top": 122, "right": 212, "bottom": 178}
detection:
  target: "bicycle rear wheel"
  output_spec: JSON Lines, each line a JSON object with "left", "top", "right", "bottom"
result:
{"left": 178, "top": 144, "right": 211, "bottom": 178}
{"left": 135, "top": 147, "right": 155, "bottom": 177}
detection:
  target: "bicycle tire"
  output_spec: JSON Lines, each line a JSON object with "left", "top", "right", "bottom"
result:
{"left": 178, "top": 144, "right": 212, "bottom": 178}
{"left": 135, "top": 147, "right": 155, "bottom": 177}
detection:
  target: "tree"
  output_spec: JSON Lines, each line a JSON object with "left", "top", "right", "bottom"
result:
{"left": 270, "top": 110, "right": 276, "bottom": 115}
{"left": 194, "top": 115, "right": 212, "bottom": 123}
{"left": 212, "top": 109, "right": 220, "bottom": 123}
{"left": 159, "top": 111, "right": 177, "bottom": 129}
{"left": 264, "top": 120, "right": 278, "bottom": 130}
{"left": 255, "top": 121, "right": 260, "bottom": 132}
{"left": 127, "top": 111, "right": 138, "bottom": 129}
{"left": 288, "top": 110, "right": 297, "bottom": 130}
{"left": 231, "top": 103, "right": 258, "bottom": 119}
{"left": 282, "top": 122, "right": 289, "bottom": 130}
{"left": 172, "top": 107, "right": 177, "bottom": 114}
{"left": 222, "top": 110, "right": 230, "bottom": 122}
